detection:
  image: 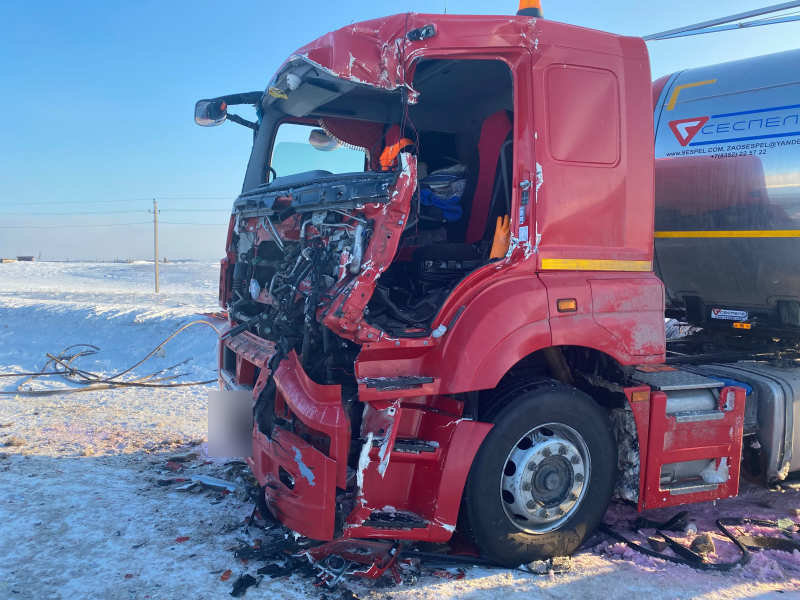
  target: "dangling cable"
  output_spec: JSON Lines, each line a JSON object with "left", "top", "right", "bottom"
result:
{"left": 0, "top": 319, "right": 222, "bottom": 396}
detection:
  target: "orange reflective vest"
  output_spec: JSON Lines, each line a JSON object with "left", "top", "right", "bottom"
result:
{"left": 379, "top": 138, "right": 413, "bottom": 171}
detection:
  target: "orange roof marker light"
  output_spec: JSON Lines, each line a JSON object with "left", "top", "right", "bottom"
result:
{"left": 517, "top": 0, "right": 543, "bottom": 17}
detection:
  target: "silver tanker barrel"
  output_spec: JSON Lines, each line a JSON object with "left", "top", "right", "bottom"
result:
{"left": 653, "top": 49, "right": 800, "bottom": 335}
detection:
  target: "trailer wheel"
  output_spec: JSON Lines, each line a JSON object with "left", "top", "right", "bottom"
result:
{"left": 462, "top": 381, "right": 616, "bottom": 566}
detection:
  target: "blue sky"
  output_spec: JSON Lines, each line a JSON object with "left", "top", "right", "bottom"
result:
{"left": 2, "top": 0, "right": 799, "bottom": 260}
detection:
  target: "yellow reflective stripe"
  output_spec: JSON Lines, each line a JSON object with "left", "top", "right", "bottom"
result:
{"left": 655, "top": 230, "right": 800, "bottom": 238}
{"left": 540, "top": 258, "right": 652, "bottom": 271}
{"left": 665, "top": 79, "right": 716, "bottom": 111}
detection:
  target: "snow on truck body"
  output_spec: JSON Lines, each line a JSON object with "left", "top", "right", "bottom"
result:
{"left": 197, "top": 10, "right": 798, "bottom": 566}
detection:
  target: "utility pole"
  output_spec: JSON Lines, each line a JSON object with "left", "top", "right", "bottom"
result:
{"left": 152, "top": 198, "right": 160, "bottom": 293}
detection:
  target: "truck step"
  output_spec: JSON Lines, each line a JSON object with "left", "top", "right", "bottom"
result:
{"left": 361, "top": 376, "right": 435, "bottom": 391}
{"left": 365, "top": 510, "right": 427, "bottom": 529}
{"left": 393, "top": 439, "right": 439, "bottom": 454}
{"left": 662, "top": 481, "right": 720, "bottom": 496}
{"left": 371, "top": 438, "right": 439, "bottom": 454}
{"left": 631, "top": 367, "right": 723, "bottom": 391}
{"left": 672, "top": 409, "right": 725, "bottom": 423}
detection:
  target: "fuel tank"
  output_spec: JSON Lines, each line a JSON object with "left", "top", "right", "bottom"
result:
{"left": 692, "top": 361, "right": 800, "bottom": 482}
{"left": 653, "top": 49, "right": 800, "bottom": 333}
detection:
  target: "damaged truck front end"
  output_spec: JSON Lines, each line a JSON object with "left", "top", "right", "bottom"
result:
{"left": 221, "top": 142, "right": 494, "bottom": 542}
{"left": 220, "top": 150, "right": 488, "bottom": 542}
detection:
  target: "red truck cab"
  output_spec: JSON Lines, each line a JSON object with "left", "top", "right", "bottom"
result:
{"left": 197, "top": 11, "right": 745, "bottom": 566}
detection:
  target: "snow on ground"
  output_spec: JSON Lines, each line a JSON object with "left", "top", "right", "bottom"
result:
{"left": 0, "top": 261, "right": 798, "bottom": 599}
{"left": 0, "top": 261, "right": 219, "bottom": 456}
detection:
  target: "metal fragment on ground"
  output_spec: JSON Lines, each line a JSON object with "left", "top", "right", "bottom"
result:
{"left": 193, "top": 474, "right": 237, "bottom": 493}
{"left": 230, "top": 573, "right": 260, "bottom": 597}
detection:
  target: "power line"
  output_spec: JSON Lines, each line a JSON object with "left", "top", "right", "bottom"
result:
{"left": 161, "top": 209, "right": 232, "bottom": 212}
{"left": 0, "top": 210, "right": 147, "bottom": 216}
{"left": 154, "top": 195, "right": 235, "bottom": 199}
{"left": 160, "top": 221, "right": 227, "bottom": 226}
{"left": 644, "top": 1, "right": 800, "bottom": 40}
{"left": 0, "top": 222, "right": 152, "bottom": 229}
{"left": 4, "top": 195, "right": 235, "bottom": 207}
{"left": 0, "top": 221, "right": 227, "bottom": 229}
{"left": 0, "top": 208, "right": 231, "bottom": 216}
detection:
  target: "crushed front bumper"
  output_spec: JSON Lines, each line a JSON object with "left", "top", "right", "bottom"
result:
{"left": 220, "top": 331, "right": 348, "bottom": 540}
{"left": 220, "top": 330, "right": 491, "bottom": 544}
{"left": 251, "top": 351, "right": 349, "bottom": 540}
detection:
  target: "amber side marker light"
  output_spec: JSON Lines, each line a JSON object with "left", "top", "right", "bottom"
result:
{"left": 517, "top": 0, "right": 543, "bottom": 17}
{"left": 630, "top": 390, "right": 650, "bottom": 403}
{"left": 557, "top": 298, "right": 577, "bottom": 313}
{"left": 733, "top": 322, "right": 752, "bottom": 330}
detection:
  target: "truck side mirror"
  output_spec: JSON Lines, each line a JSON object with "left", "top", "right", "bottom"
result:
{"left": 309, "top": 128, "right": 340, "bottom": 151}
{"left": 195, "top": 99, "right": 228, "bottom": 126}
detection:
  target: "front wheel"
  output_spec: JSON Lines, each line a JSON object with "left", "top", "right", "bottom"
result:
{"left": 462, "top": 381, "right": 617, "bottom": 566}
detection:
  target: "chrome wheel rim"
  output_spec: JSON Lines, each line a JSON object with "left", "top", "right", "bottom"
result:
{"left": 499, "top": 422, "right": 591, "bottom": 534}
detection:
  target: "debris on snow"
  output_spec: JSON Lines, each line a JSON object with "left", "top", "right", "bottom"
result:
{"left": 690, "top": 532, "right": 716, "bottom": 557}
{"left": 230, "top": 573, "right": 261, "bottom": 597}
{"left": 527, "top": 556, "right": 572, "bottom": 575}
{"left": 647, "top": 536, "right": 667, "bottom": 552}
{"left": 192, "top": 475, "right": 237, "bottom": 494}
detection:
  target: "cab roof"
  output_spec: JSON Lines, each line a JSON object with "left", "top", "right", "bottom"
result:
{"left": 268, "top": 12, "right": 646, "bottom": 95}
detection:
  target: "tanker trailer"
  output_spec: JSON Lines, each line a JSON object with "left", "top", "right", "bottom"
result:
{"left": 653, "top": 49, "right": 800, "bottom": 336}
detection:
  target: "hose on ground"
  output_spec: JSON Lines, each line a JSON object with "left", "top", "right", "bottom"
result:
{"left": 598, "top": 519, "right": 752, "bottom": 571}
{"left": 0, "top": 319, "right": 222, "bottom": 396}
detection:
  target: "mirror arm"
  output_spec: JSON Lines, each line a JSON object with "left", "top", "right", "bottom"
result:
{"left": 226, "top": 112, "right": 258, "bottom": 131}
{"left": 217, "top": 91, "right": 263, "bottom": 106}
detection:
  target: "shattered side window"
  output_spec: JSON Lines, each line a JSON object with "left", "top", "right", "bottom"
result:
{"left": 270, "top": 123, "right": 366, "bottom": 177}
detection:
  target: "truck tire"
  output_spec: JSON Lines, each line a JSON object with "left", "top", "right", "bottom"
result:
{"left": 462, "top": 381, "right": 616, "bottom": 566}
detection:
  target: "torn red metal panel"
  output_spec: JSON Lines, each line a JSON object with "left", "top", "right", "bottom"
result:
{"left": 219, "top": 215, "right": 236, "bottom": 309}
{"left": 223, "top": 331, "right": 276, "bottom": 370}
{"left": 322, "top": 154, "right": 417, "bottom": 344}
{"left": 343, "top": 406, "right": 491, "bottom": 543}
{"left": 302, "top": 539, "right": 402, "bottom": 584}
{"left": 252, "top": 425, "right": 338, "bottom": 540}
{"left": 272, "top": 351, "right": 349, "bottom": 490}
{"left": 589, "top": 277, "right": 665, "bottom": 358}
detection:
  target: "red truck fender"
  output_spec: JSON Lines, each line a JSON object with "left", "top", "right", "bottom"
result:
{"left": 431, "top": 273, "right": 551, "bottom": 393}
{"left": 427, "top": 271, "right": 664, "bottom": 395}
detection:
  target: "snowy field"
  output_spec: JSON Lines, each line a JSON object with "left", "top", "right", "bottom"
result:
{"left": 0, "top": 261, "right": 798, "bottom": 599}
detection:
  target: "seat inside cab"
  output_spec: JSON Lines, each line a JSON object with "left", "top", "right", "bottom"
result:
{"left": 365, "top": 59, "right": 515, "bottom": 335}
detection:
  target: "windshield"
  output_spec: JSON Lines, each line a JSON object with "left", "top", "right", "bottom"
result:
{"left": 270, "top": 123, "right": 366, "bottom": 178}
